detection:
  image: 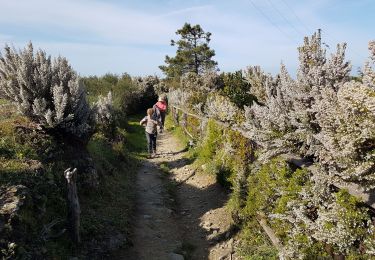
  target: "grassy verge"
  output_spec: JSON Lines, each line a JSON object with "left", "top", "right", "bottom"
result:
{"left": 164, "top": 114, "right": 190, "bottom": 148}
{"left": 165, "top": 112, "right": 279, "bottom": 258}
{"left": 0, "top": 100, "right": 148, "bottom": 258}
{"left": 82, "top": 114, "right": 148, "bottom": 256}
{"left": 82, "top": 133, "right": 136, "bottom": 248}
{"left": 0, "top": 101, "right": 72, "bottom": 258}
{"left": 238, "top": 220, "right": 278, "bottom": 260}
{"left": 121, "top": 115, "right": 148, "bottom": 158}
{"left": 0, "top": 98, "right": 8, "bottom": 105}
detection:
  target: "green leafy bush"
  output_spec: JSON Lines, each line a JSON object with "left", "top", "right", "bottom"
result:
{"left": 220, "top": 71, "right": 255, "bottom": 108}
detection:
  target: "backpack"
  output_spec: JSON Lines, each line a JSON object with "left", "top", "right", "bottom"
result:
{"left": 152, "top": 105, "right": 161, "bottom": 120}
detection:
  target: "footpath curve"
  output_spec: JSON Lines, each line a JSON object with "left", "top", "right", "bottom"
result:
{"left": 118, "top": 131, "right": 239, "bottom": 260}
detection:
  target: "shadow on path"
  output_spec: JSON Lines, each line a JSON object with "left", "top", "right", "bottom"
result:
{"left": 115, "top": 131, "right": 235, "bottom": 260}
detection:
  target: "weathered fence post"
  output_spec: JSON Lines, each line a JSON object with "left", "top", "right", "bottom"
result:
{"left": 64, "top": 168, "right": 81, "bottom": 244}
{"left": 200, "top": 118, "right": 208, "bottom": 138}
{"left": 173, "top": 106, "right": 179, "bottom": 124}
{"left": 181, "top": 113, "right": 187, "bottom": 129}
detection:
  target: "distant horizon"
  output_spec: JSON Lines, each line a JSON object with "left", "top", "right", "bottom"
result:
{"left": 0, "top": 0, "right": 373, "bottom": 77}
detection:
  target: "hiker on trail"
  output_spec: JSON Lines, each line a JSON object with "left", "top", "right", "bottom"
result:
{"left": 153, "top": 95, "right": 168, "bottom": 133}
{"left": 140, "top": 108, "right": 161, "bottom": 158}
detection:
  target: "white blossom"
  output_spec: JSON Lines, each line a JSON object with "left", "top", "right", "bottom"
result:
{"left": 93, "top": 91, "right": 114, "bottom": 127}
{"left": 204, "top": 93, "right": 239, "bottom": 123}
{"left": 0, "top": 42, "right": 94, "bottom": 139}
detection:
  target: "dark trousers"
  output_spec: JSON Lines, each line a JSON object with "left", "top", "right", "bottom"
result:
{"left": 160, "top": 111, "right": 166, "bottom": 129}
{"left": 146, "top": 132, "right": 157, "bottom": 153}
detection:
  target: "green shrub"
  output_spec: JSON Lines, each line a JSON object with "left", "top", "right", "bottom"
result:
{"left": 220, "top": 70, "right": 256, "bottom": 108}
{"left": 196, "top": 119, "right": 223, "bottom": 163}
{"left": 84, "top": 73, "right": 158, "bottom": 116}
{"left": 238, "top": 220, "right": 278, "bottom": 259}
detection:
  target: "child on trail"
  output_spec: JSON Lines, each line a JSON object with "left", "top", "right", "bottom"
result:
{"left": 153, "top": 96, "right": 168, "bottom": 133}
{"left": 140, "top": 108, "right": 161, "bottom": 158}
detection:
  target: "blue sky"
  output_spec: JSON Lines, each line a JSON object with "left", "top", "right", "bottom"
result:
{"left": 0, "top": 0, "right": 373, "bottom": 77}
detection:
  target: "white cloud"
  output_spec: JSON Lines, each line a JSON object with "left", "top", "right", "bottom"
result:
{"left": 0, "top": 0, "right": 211, "bottom": 45}
{"left": 0, "top": 0, "right": 370, "bottom": 76}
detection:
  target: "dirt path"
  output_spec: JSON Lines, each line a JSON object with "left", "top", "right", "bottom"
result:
{"left": 119, "top": 131, "right": 239, "bottom": 260}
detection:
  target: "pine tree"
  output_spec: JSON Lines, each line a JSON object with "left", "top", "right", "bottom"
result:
{"left": 159, "top": 23, "right": 218, "bottom": 78}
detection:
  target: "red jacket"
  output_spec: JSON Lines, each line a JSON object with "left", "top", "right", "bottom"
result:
{"left": 155, "top": 101, "right": 167, "bottom": 112}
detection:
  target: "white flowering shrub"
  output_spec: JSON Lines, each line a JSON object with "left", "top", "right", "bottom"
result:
{"left": 243, "top": 31, "right": 353, "bottom": 161}
{"left": 180, "top": 72, "right": 202, "bottom": 90}
{"left": 309, "top": 41, "right": 374, "bottom": 187}
{"left": 117, "top": 75, "right": 158, "bottom": 114}
{"left": 243, "top": 64, "right": 298, "bottom": 161}
{"left": 272, "top": 167, "right": 375, "bottom": 259}
{"left": 154, "top": 80, "right": 169, "bottom": 96}
{"left": 201, "top": 71, "right": 224, "bottom": 90}
{"left": 178, "top": 71, "right": 223, "bottom": 91}
{"left": 314, "top": 82, "right": 375, "bottom": 187}
{"left": 171, "top": 72, "right": 209, "bottom": 113}
{"left": 239, "top": 36, "right": 375, "bottom": 257}
{"left": 245, "top": 38, "right": 374, "bottom": 257}
{"left": 135, "top": 75, "right": 159, "bottom": 92}
{"left": 168, "top": 32, "right": 375, "bottom": 258}
{"left": 0, "top": 43, "right": 93, "bottom": 140}
{"left": 93, "top": 91, "right": 114, "bottom": 134}
{"left": 363, "top": 41, "right": 375, "bottom": 88}
{"left": 290, "top": 31, "right": 351, "bottom": 157}
{"left": 168, "top": 87, "right": 192, "bottom": 109}
{"left": 93, "top": 91, "right": 115, "bottom": 138}
{"left": 204, "top": 93, "right": 240, "bottom": 123}
{"left": 244, "top": 65, "right": 275, "bottom": 104}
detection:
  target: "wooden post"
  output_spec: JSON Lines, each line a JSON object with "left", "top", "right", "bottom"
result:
{"left": 171, "top": 106, "right": 175, "bottom": 123}
{"left": 172, "top": 106, "right": 178, "bottom": 124}
{"left": 181, "top": 113, "right": 187, "bottom": 128}
{"left": 256, "top": 212, "right": 287, "bottom": 258}
{"left": 64, "top": 168, "right": 81, "bottom": 244}
{"left": 175, "top": 107, "right": 178, "bottom": 124}
{"left": 199, "top": 118, "right": 207, "bottom": 138}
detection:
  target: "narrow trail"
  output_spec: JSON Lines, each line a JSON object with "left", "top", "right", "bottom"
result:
{"left": 119, "top": 131, "right": 239, "bottom": 260}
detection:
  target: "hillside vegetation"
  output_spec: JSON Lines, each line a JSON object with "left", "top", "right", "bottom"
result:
{"left": 0, "top": 24, "right": 374, "bottom": 259}
{"left": 0, "top": 44, "right": 158, "bottom": 258}
{"left": 165, "top": 31, "right": 375, "bottom": 259}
